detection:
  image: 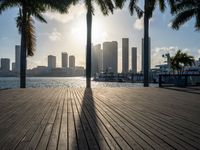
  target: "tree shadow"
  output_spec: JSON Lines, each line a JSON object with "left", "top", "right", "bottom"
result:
{"left": 72, "top": 88, "right": 100, "bottom": 150}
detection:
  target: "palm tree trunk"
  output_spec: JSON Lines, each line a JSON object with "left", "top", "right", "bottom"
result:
{"left": 143, "top": 0, "right": 149, "bottom": 87}
{"left": 20, "top": 5, "right": 27, "bottom": 88}
{"left": 86, "top": 8, "right": 92, "bottom": 88}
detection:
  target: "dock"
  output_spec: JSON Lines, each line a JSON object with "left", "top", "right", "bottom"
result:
{"left": 0, "top": 87, "right": 200, "bottom": 150}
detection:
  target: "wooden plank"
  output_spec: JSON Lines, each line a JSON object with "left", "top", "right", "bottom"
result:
{"left": 0, "top": 87, "right": 199, "bottom": 150}
{"left": 74, "top": 89, "right": 121, "bottom": 150}
{"left": 70, "top": 89, "right": 89, "bottom": 150}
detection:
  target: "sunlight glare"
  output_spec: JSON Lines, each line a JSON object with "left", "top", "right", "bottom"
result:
{"left": 71, "top": 20, "right": 108, "bottom": 44}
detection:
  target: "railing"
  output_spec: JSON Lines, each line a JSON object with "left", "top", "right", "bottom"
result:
{"left": 159, "top": 74, "right": 200, "bottom": 87}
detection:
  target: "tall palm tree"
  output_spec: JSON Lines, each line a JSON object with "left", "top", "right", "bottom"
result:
{"left": 70, "top": 0, "right": 116, "bottom": 88}
{"left": 171, "top": 0, "right": 200, "bottom": 30}
{"left": 0, "top": 0, "right": 69, "bottom": 88}
{"left": 116, "top": 0, "right": 174, "bottom": 87}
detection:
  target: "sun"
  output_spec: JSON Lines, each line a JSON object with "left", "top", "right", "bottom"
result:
{"left": 71, "top": 20, "right": 108, "bottom": 44}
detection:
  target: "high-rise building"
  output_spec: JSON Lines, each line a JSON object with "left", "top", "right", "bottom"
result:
{"left": 62, "top": 52, "right": 68, "bottom": 68}
{"left": 141, "top": 37, "right": 151, "bottom": 73}
{"left": 132, "top": 47, "right": 137, "bottom": 74}
{"left": 69, "top": 55, "right": 75, "bottom": 68}
{"left": 92, "top": 44, "right": 103, "bottom": 76}
{"left": 48, "top": 55, "right": 56, "bottom": 70}
{"left": 122, "top": 38, "right": 129, "bottom": 73}
{"left": 15, "top": 45, "right": 21, "bottom": 72}
{"left": 103, "top": 41, "right": 118, "bottom": 73}
{"left": 1, "top": 58, "right": 10, "bottom": 71}
{"left": 12, "top": 62, "right": 15, "bottom": 71}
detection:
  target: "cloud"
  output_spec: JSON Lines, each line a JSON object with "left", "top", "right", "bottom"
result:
{"left": 151, "top": 46, "right": 179, "bottom": 68}
{"left": 134, "top": 17, "right": 143, "bottom": 30}
{"left": 44, "top": 4, "right": 85, "bottom": 24}
{"left": 168, "top": 22, "right": 172, "bottom": 28}
{"left": 151, "top": 46, "right": 200, "bottom": 68}
{"left": 49, "top": 29, "right": 62, "bottom": 41}
{"left": 134, "top": 17, "right": 153, "bottom": 30}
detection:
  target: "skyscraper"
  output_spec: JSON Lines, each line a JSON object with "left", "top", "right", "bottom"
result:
{"left": 69, "top": 55, "right": 75, "bottom": 68}
{"left": 103, "top": 41, "right": 118, "bottom": 73}
{"left": 48, "top": 55, "right": 56, "bottom": 70}
{"left": 122, "top": 38, "right": 129, "bottom": 73}
{"left": 15, "top": 45, "right": 20, "bottom": 72}
{"left": 92, "top": 44, "right": 103, "bottom": 76}
{"left": 0, "top": 58, "right": 10, "bottom": 71}
{"left": 12, "top": 62, "right": 15, "bottom": 71}
{"left": 141, "top": 37, "right": 151, "bottom": 73}
{"left": 132, "top": 47, "right": 137, "bottom": 74}
{"left": 62, "top": 52, "right": 68, "bottom": 68}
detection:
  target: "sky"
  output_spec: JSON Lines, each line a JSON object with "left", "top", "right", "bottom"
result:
{"left": 0, "top": 2, "right": 200, "bottom": 72}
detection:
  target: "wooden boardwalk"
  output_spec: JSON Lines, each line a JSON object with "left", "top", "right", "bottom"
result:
{"left": 0, "top": 87, "right": 200, "bottom": 150}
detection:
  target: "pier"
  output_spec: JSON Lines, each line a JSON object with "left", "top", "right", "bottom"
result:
{"left": 0, "top": 87, "right": 200, "bottom": 149}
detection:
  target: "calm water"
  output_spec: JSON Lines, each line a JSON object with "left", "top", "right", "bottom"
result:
{"left": 0, "top": 77, "right": 158, "bottom": 89}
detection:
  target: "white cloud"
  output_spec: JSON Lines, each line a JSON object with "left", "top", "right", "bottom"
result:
{"left": 168, "top": 22, "right": 172, "bottom": 28}
{"left": 134, "top": 17, "right": 154, "bottom": 30}
{"left": 49, "top": 29, "right": 62, "bottom": 41}
{"left": 44, "top": 4, "right": 85, "bottom": 24}
{"left": 134, "top": 17, "right": 143, "bottom": 30}
{"left": 151, "top": 46, "right": 179, "bottom": 68}
{"left": 150, "top": 46, "right": 200, "bottom": 68}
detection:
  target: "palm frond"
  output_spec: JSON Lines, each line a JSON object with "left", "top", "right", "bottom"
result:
{"left": 171, "top": 8, "right": 196, "bottom": 30}
{"left": 0, "top": 0, "right": 20, "bottom": 14}
{"left": 129, "top": 0, "right": 143, "bottom": 18}
{"left": 158, "top": 0, "right": 166, "bottom": 12}
{"left": 114, "top": 0, "right": 126, "bottom": 9}
{"left": 95, "top": 0, "right": 109, "bottom": 15}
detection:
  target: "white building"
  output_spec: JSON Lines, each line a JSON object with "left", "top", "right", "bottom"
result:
{"left": 103, "top": 41, "right": 118, "bottom": 74}
{"left": 132, "top": 47, "right": 137, "bottom": 74}
{"left": 62, "top": 52, "right": 68, "bottom": 68}
{"left": 122, "top": 38, "right": 129, "bottom": 73}
{"left": 48, "top": 55, "right": 56, "bottom": 70}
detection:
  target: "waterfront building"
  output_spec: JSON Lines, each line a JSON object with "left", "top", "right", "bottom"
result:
{"left": 48, "top": 55, "right": 56, "bottom": 70}
{"left": 141, "top": 37, "right": 151, "bottom": 73}
{"left": 0, "top": 58, "right": 10, "bottom": 71}
{"left": 132, "top": 47, "right": 137, "bottom": 74}
{"left": 12, "top": 62, "right": 15, "bottom": 71}
{"left": 103, "top": 41, "right": 118, "bottom": 74}
{"left": 69, "top": 55, "right": 75, "bottom": 68}
{"left": 92, "top": 44, "right": 103, "bottom": 76}
{"left": 122, "top": 38, "right": 129, "bottom": 73}
{"left": 15, "top": 45, "right": 20, "bottom": 72}
{"left": 62, "top": 52, "right": 68, "bottom": 68}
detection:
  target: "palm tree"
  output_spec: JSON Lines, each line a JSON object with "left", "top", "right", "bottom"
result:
{"left": 0, "top": 0, "right": 69, "bottom": 88}
{"left": 170, "top": 49, "right": 195, "bottom": 74}
{"left": 70, "top": 0, "right": 116, "bottom": 88}
{"left": 116, "top": 0, "right": 175, "bottom": 87}
{"left": 171, "top": 0, "right": 200, "bottom": 30}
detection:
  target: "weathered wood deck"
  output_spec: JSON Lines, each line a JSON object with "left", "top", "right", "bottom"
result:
{"left": 0, "top": 87, "right": 200, "bottom": 150}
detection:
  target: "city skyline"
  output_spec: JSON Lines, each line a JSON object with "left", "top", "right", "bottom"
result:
{"left": 0, "top": 3, "right": 200, "bottom": 72}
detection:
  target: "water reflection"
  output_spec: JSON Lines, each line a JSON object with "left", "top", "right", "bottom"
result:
{"left": 0, "top": 77, "right": 158, "bottom": 89}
